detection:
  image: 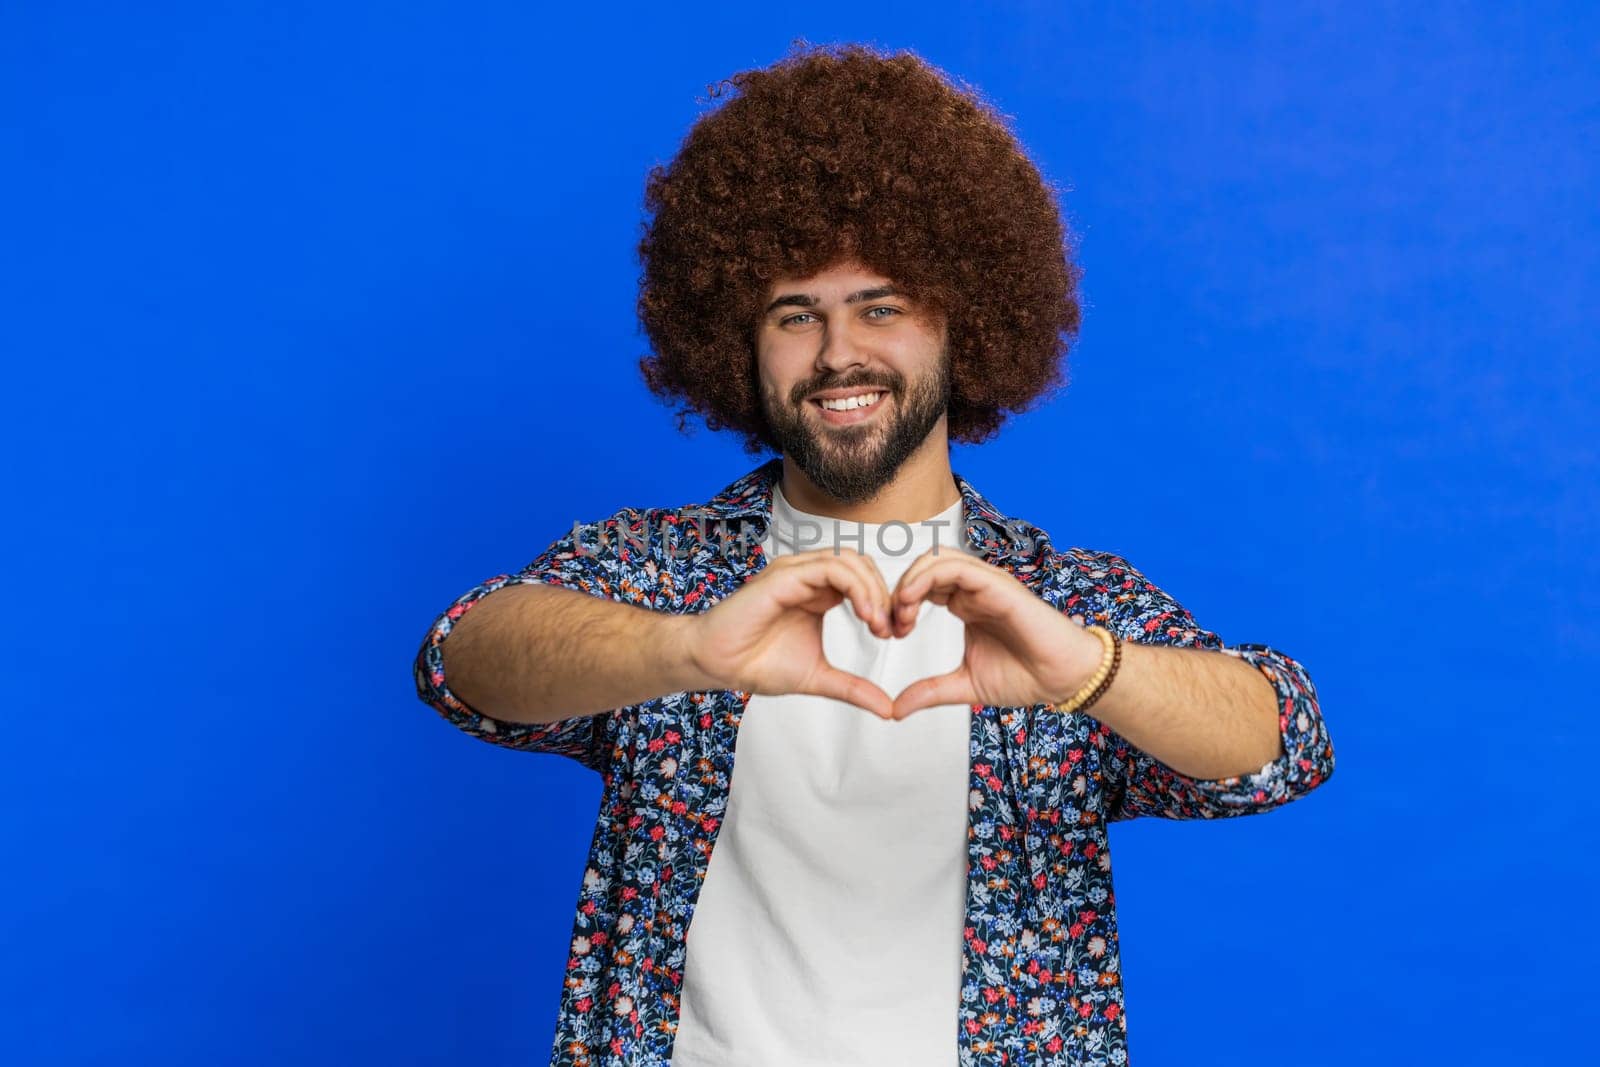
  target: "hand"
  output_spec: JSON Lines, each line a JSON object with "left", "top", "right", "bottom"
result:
{"left": 684, "top": 547, "right": 899, "bottom": 720}
{"left": 886, "top": 548, "right": 1103, "bottom": 720}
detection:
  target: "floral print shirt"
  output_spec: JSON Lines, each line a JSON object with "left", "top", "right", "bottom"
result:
{"left": 412, "top": 457, "right": 1336, "bottom": 1066}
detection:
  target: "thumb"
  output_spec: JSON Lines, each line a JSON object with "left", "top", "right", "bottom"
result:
{"left": 891, "top": 669, "right": 977, "bottom": 721}
{"left": 804, "top": 664, "right": 896, "bottom": 721}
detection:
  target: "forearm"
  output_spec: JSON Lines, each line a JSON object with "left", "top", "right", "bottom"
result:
{"left": 442, "top": 583, "right": 702, "bottom": 725}
{"left": 1082, "top": 640, "right": 1285, "bottom": 781}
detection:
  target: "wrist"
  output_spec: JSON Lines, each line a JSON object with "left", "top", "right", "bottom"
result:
{"left": 1040, "top": 616, "right": 1102, "bottom": 702}
{"left": 652, "top": 612, "right": 718, "bottom": 693}
{"left": 1051, "top": 622, "right": 1122, "bottom": 714}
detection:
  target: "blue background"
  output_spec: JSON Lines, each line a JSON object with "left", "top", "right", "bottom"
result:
{"left": 5, "top": 2, "right": 1595, "bottom": 1063}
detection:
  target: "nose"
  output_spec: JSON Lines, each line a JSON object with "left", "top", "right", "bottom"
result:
{"left": 813, "top": 319, "right": 871, "bottom": 377}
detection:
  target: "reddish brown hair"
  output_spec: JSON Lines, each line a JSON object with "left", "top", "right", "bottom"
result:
{"left": 636, "top": 40, "right": 1083, "bottom": 454}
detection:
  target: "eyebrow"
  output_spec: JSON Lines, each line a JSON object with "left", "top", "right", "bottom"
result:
{"left": 764, "top": 285, "right": 905, "bottom": 316}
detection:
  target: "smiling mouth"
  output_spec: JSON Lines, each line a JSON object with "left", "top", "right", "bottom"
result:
{"left": 810, "top": 390, "right": 888, "bottom": 413}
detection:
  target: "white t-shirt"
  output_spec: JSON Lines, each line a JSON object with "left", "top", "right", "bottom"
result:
{"left": 671, "top": 481, "right": 977, "bottom": 1066}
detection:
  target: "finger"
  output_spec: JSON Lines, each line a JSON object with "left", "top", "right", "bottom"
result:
{"left": 891, "top": 544, "right": 942, "bottom": 600}
{"left": 814, "top": 547, "right": 890, "bottom": 635}
{"left": 831, "top": 554, "right": 891, "bottom": 636}
{"left": 806, "top": 664, "right": 896, "bottom": 720}
{"left": 791, "top": 550, "right": 891, "bottom": 636}
{"left": 759, "top": 560, "right": 846, "bottom": 617}
{"left": 783, "top": 554, "right": 884, "bottom": 631}
{"left": 889, "top": 547, "right": 952, "bottom": 635}
{"left": 855, "top": 553, "right": 894, "bottom": 635}
{"left": 894, "top": 557, "right": 998, "bottom": 626}
{"left": 891, "top": 668, "right": 977, "bottom": 720}
{"left": 833, "top": 548, "right": 894, "bottom": 637}
{"left": 893, "top": 550, "right": 980, "bottom": 608}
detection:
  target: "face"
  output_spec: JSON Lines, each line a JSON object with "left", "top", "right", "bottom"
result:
{"left": 755, "top": 260, "right": 950, "bottom": 505}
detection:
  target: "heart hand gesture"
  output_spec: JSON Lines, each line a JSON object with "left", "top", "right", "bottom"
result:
{"left": 684, "top": 546, "right": 1102, "bottom": 721}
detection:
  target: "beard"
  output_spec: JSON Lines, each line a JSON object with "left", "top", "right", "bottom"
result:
{"left": 761, "top": 351, "right": 951, "bottom": 506}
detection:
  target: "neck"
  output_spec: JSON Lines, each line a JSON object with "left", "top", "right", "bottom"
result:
{"left": 778, "top": 431, "right": 960, "bottom": 525}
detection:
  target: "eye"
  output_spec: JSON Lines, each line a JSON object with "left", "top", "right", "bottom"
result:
{"left": 866, "top": 306, "right": 903, "bottom": 320}
{"left": 780, "top": 312, "right": 817, "bottom": 326}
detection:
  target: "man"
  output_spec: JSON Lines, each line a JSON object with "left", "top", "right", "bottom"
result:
{"left": 413, "top": 41, "right": 1335, "bottom": 1067}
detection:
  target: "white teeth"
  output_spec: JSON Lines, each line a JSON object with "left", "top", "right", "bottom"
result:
{"left": 818, "top": 391, "right": 884, "bottom": 412}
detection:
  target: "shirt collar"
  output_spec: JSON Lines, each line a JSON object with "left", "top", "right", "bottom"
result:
{"left": 694, "top": 456, "right": 1048, "bottom": 566}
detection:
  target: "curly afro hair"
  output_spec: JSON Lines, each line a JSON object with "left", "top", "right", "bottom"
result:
{"left": 636, "top": 40, "right": 1083, "bottom": 456}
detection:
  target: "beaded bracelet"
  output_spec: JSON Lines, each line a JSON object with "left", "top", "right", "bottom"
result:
{"left": 1051, "top": 624, "right": 1122, "bottom": 715}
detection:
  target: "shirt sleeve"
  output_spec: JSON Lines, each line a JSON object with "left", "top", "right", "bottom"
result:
{"left": 1065, "top": 549, "right": 1336, "bottom": 822}
{"left": 411, "top": 507, "right": 662, "bottom": 773}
